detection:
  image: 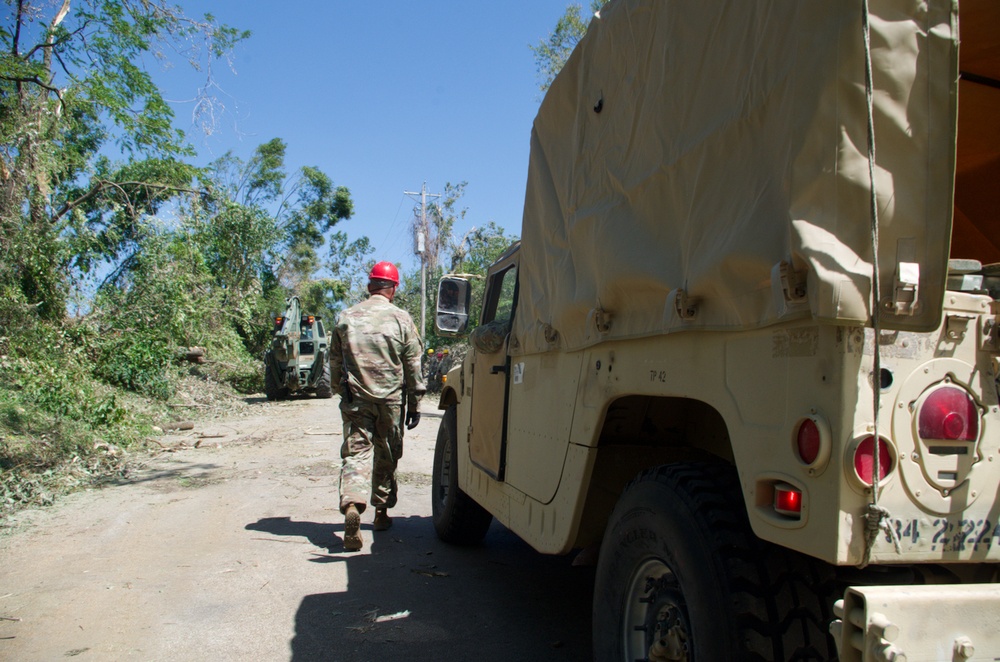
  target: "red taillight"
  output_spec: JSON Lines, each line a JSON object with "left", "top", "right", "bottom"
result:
{"left": 796, "top": 419, "right": 821, "bottom": 465}
{"left": 773, "top": 483, "right": 802, "bottom": 517}
{"left": 918, "top": 386, "right": 979, "bottom": 442}
{"left": 853, "top": 436, "right": 893, "bottom": 486}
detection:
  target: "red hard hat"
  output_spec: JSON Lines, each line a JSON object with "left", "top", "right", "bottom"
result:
{"left": 368, "top": 261, "right": 399, "bottom": 285}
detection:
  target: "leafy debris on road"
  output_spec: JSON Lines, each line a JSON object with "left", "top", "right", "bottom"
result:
{"left": 374, "top": 610, "right": 410, "bottom": 623}
{"left": 303, "top": 428, "right": 341, "bottom": 436}
{"left": 348, "top": 608, "right": 411, "bottom": 633}
{"left": 411, "top": 566, "right": 449, "bottom": 578}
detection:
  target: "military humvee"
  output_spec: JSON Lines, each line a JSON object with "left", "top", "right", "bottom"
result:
{"left": 431, "top": 1, "right": 1000, "bottom": 659}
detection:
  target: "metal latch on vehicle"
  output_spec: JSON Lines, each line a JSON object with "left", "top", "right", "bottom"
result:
{"left": 891, "top": 262, "right": 920, "bottom": 316}
{"left": 945, "top": 314, "right": 974, "bottom": 342}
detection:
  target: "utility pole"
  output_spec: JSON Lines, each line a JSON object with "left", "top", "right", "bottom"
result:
{"left": 404, "top": 182, "right": 440, "bottom": 339}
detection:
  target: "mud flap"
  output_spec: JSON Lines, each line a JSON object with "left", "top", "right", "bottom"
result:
{"left": 264, "top": 351, "right": 286, "bottom": 386}
{"left": 309, "top": 347, "right": 328, "bottom": 386}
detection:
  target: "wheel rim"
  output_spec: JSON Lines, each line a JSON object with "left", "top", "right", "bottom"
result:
{"left": 622, "top": 557, "right": 691, "bottom": 662}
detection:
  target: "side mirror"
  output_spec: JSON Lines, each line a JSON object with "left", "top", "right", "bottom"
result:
{"left": 435, "top": 277, "right": 472, "bottom": 336}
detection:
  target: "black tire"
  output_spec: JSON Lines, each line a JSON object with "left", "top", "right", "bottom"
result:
{"left": 593, "top": 463, "right": 837, "bottom": 662}
{"left": 432, "top": 405, "right": 493, "bottom": 545}
{"left": 315, "top": 362, "right": 333, "bottom": 399}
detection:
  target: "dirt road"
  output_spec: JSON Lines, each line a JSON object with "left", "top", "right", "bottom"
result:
{"left": 0, "top": 397, "right": 594, "bottom": 661}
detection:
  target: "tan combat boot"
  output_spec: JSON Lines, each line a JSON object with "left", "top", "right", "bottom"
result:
{"left": 373, "top": 508, "right": 392, "bottom": 532}
{"left": 343, "top": 504, "right": 362, "bottom": 551}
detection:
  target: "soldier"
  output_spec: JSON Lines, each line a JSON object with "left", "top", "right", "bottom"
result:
{"left": 423, "top": 347, "right": 438, "bottom": 384}
{"left": 329, "top": 261, "right": 425, "bottom": 552}
{"left": 437, "top": 348, "right": 451, "bottom": 379}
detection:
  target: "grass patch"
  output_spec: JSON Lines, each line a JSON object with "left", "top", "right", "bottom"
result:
{"left": 0, "top": 317, "right": 257, "bottom": 523}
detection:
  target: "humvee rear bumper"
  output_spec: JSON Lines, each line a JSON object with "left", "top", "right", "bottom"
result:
{"left": 831, "top": 584, "right": 1000, "bottom": 661}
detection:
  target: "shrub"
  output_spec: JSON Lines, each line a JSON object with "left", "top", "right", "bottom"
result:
{"left": 92, "top": 331, "right": 174, "bottom": 400}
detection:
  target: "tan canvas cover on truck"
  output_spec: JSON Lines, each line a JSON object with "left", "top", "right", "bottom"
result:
{"left": 513, "top": 0, "right": 979, "bottom": 357}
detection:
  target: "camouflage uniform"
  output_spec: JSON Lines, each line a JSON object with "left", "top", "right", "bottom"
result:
{"left": 330, "top": 293, "right": 425, "bottom": 514}
{"left": 470, "top": 317, "right": 511, "bottom": 354}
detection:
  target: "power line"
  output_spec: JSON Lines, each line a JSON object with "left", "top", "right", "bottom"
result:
{"left": 378, "top": 194, "right": 409, "bottom": 259}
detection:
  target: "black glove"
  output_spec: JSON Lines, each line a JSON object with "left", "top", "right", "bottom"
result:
{"left": 405, "top": 410, "right": 420, "bottom": 430}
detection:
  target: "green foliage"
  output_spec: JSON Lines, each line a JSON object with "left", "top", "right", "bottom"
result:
{"left": 96, "top": 233, "right": 213, "bottom": 343}
{"left": 283, "top": 166, "right": 355, "bottom": 284}
{"left": 92, "top": 331, "right": 174, "bottom": 399}
{"left": 204, "top": 139, "right": 357, "bottom": 290}
{"left": 5, "top": 222, "right": 69, "bottom": 320}
{"left": 0, "top": 355, "right": 145, "bottom": 517}
{"left": 245, "top": 139, "right": 287, "bottom": 203}
{"left": 0, "top": 0, "right": 248, "bottom": 326}
{"left": 190, "top": 200, "right": 281, "bottom": 303}
{"left": 0, "top": 5, "right": 317, "bottom": 518}
{"left": 453, "top": 221, "right": 516, "bottom": 276}
{"left": 0, "top": 317, "right": 143, "bottom": 478}
{"left": 328, "top": 231, "right": 375, "bottom": 307}
{"left": 207, "top": 138, "right": 287, "bottom": 207}
{"left": 448, "top": 222, "right": 518, "bottom": 336}
{"left": 10, "top": 358, "right": 129, "bottom": 428}
{"left": 530, "top": 1, "right": 603, "bottom": 92}
{"left": 64, "top": 157, "right": 201, "bottom": 275}
{"left": 58, "top": 1, "right": 249, "bottom": 157}
{"left": 297, "top": 278, "right": 348, "bottom": 329}
{"left": 91, "top": 224, "right": 272, "bottom": 395}
{"left": 194, "top": 324, "right": 265, "bottom": 395}
{"left": 238, "top": 284, "right": 287, "bottom": 358}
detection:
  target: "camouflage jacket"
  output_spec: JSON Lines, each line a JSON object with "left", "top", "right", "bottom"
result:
{"left": 470, "top": 317, "right": 511, "bottom": 354}
{"left": 330, "top": 294, "right": 426, "bottom": 409}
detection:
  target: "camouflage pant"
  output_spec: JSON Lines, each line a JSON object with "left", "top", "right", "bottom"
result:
{"left": 338, "top": 398, "right": 403, "bottom": 514}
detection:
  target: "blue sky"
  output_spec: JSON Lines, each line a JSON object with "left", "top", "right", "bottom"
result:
{"left": 154, "top": 1, "right": 580, "bottom": 276}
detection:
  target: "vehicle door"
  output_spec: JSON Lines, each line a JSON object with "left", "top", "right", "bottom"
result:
{"left": 468, "top": 249, "right": 518, "bottom": 479}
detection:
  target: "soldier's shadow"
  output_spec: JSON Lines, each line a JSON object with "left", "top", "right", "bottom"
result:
{"left": 245, "top": 516, "right": 338, "bottom": 551}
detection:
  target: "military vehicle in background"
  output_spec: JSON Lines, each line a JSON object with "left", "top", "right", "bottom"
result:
{"left": 263, "top": 296, "right": 333, "bottom": 401}
{"left": 431, "top": 1, "right": 1000, "bottom": 660}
